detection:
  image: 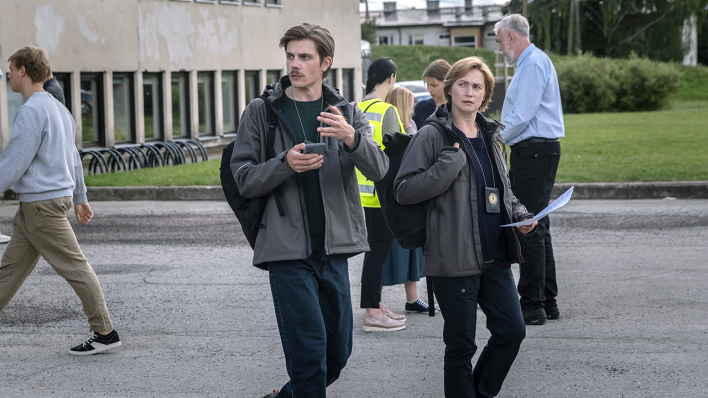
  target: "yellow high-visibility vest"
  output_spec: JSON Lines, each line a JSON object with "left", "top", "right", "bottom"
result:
{"left": 356, "top": 98, "right": 406, "bottom": 208}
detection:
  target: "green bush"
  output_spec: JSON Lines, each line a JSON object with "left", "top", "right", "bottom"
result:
{"left": 555, "top": 54, "right": 619, "bottom": 113}
{"left": 614, "top": 55, "right": 681, "bottom": 112}
{"left": 555, "top": 54, "right": 681, "bottom": 113}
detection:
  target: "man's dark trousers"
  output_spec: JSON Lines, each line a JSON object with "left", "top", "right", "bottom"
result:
{"left": 268, "top": 252, "right": 353, "bottom": 398}
{"left": 432, "top": 261, "right": 526, "bottom": 398}
{"left": 509, "top": 140, "right": 562, "bottom": 314}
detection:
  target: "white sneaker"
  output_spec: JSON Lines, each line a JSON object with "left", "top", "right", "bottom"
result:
{"left": 0, "top": 234, "right": 10, "bottom": 244}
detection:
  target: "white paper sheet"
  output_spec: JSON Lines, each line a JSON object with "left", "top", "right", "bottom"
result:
{"left": 501, "top": 186, "right": 574, "bottom": 227}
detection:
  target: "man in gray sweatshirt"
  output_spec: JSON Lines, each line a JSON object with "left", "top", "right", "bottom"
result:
{"left": 0, "top": 46, "right": 120, "bottom": 355}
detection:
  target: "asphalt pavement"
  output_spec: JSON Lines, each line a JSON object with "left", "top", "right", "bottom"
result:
{"left": 0, "top": 199, "right": 707, "bottom": 398}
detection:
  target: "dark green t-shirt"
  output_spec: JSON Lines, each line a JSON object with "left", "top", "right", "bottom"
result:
{"left": 281, "top": 95, "right": 326, "bottom": 251}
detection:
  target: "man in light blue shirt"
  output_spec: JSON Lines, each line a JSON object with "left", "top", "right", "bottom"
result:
{"left": 496, "top": 14, "right": 564, "bottom": 326}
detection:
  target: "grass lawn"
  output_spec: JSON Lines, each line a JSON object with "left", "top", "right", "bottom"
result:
{"left": 85, "top": 105, "right": 707, "bottom": 186}
{"left": 556, "top": 107, "right": 708, "bottom": 182}
{"left": 85, "top": 159, "right": 221, "bottom": 186}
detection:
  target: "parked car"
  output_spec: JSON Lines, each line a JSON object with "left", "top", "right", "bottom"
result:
{"left": 395, "top": 80, "right": 432, "bottom": 104}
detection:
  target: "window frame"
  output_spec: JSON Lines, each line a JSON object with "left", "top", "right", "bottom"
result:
{"left": 221, "top": 70, "right": 240, "bottom": 135}
{"left": 197, "top": 71, "right": 216, "bottom": 137}
{"left": 171, "top": 71, "right": 191, "bottom": 139}
{"left": 80, "top": 72, "right": 105, "bottom": 147}
{"left": 53, "top": 73, "right": 72, "bottom": 114}
{"left": 112, "top": 72, "right": 137, "bottom": 144}
{"left": 142, "top": 72, "right": 164, "bottom": 142}
{"left": 244, "top": 70, "right": 261, "bottom": 105}
{"left": 438, "top": 32, "right": 450, "bottom": 41}
{"left": 452, "top": 35, "right": 477, "bottom": 48}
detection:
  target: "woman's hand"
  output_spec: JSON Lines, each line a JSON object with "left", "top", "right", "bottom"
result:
{"left": 516, "top": 218, "right": 537, "bottom": 235}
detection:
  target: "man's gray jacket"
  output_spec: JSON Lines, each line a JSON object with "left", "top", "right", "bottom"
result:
{"left": 394, "top": 104, "right": 534, "bottom": 278}
{"left": 230, "top": 77, "right": 388, "bottom": 268}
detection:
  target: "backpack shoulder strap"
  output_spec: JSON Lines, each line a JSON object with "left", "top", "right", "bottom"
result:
{"left": 259, "top": 93, "right": 285, "bottom": 217}
{"left": 261, "top": 93, "right": 278, "bottom": 160}
{"left": 426, "top": 120, "right": 455, "bottom": 147}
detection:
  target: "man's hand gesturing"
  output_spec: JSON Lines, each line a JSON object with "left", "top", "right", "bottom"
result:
{"left": 317, "top": 105, "right": 356, "bottom": 148}
{"left": 286, "top": 143, "right": 323, "bottom": 173}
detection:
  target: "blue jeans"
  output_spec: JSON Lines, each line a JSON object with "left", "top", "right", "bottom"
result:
{"left": 268, "top": 253, "right": 353, "bottom": 398}
{"left": 432, "top": 261, "right": 526, "bottom": 398}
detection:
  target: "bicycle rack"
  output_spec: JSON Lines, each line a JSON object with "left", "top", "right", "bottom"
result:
{"left": 175, "top": 139, "right": 208, "bottom": 162}
{"left": 141, "top": 143, "right": 164, "bottom": 168}
{"left": 80, "top": 149, "right": 108, "bottom": 175}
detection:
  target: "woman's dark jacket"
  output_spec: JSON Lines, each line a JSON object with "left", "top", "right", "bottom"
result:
{"left": 394, "top": 104, "right": 535, "bottom": 277}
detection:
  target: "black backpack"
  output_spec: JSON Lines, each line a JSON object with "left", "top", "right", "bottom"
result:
{"left": 220, "top": 94, "right": 285, "bottom": 251}
{"left": 373, "top": 120, "right": 454, "bottom": 316}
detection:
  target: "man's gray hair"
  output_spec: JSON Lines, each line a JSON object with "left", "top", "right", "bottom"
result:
{"left": 494, "top": 14, "right": 530, "bottom": 37}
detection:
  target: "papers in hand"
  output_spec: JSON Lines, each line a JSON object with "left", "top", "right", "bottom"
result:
{"left": 501, "top": 187, "right": 574, "bottom": 227}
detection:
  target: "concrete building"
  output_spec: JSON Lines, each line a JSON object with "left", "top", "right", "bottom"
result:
{"left": 0, "top": 0, "right": 362, "bottom": 153}
{"left": 362, "top": 1, "right": 503, "bottom": 50}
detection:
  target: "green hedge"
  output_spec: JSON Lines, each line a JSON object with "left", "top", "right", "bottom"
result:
{"left": 555, "top": 54, "right": 681, "bottom": 113}
{"left": 371, "top": 45, "right": 496, "bottom": 82}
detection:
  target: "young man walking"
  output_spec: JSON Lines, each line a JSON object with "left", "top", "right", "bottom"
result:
{"left": 231, "top": 23, "right": 388, "bottom": 398}
{"left": 0, "top": 46, "right": 120, "bottom": 355}
{"left": 496, "top": 15, "right": 565, "bottom": 325}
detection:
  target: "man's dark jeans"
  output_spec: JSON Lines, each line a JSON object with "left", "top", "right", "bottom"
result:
{"left": 432, "top": 261, "right": 526, "bottom": 398}
{"left": 509, "top": 140, "right": 561, "bottom": 313}
{"left": 268, "top": 253, "right": 353, "bottom": 398}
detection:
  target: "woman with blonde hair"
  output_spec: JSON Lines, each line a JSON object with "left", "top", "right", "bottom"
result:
{"left": 394, "top": 56, "right": 537, "bottom": 397}
{"left": 386, "top": 86, "right": 417, "bottom": 135}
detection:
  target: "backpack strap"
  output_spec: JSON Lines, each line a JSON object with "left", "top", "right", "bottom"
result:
{"left": 260, "top": 94, "right": 286, "bottom": 217}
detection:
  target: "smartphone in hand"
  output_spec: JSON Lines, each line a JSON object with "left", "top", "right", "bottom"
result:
{"left": 301, "top": 143, "right": 326, "bottom": 155}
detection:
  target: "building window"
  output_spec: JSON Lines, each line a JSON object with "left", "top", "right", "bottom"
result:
{"left": 53, "top": 73, "right": 72, "bottom": 114}
{"left": 222, "top": 71, "right": 239, "bottom": 134}
{"left": 113, "top": 73, "right": 135, "bottom": 143}
{"left": 265, "top": 0, "right": 282, "bottom": 5}
{"left": 244, "top": 70, "right": 260, "bottom": 104}
{"left": 220, "top": 0, "right": 240, "bottom": 4}
{"left": 409, "top": 34, "right": 424, "bottom": 45}
{"left": 341, "top": 69, "right": 354, "bottom": 103}
{"left": 324, "top": 69, "right": 338, "bottom": 91}
{"left": 243, "top": 0, "right": 261, "bottom": 5}
{"left": 197, "top": 72, "right": 215, "bottom": 136}
{"left": 195, "top": 0, "right": 216, "bottom": 3}
{"left": 266, "top": 70, "right": 281, "bottom": 86}
{"left": 486, "top": 31, "right": 496, "bottom": 38}
{"left": 5, "top": 79, "right": 25, "bottom": 138}
{"left": 378, "top": 36, "right": 394, "bottom": 45}
{"left": 143, "top": 73, "right": 163, "bottom": 141}
{"left": 452, "top": 35, "right": 477, "bottom": 47}
{"left": 171, "top": 72, "right": 190, "bottom": 138}
{"left": 80, "top": 73, "right": 104, "bottom": 146}
{"left": 438, "top": 32, "right": 450, "bottom": 41}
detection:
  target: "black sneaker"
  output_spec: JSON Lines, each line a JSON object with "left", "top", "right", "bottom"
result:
{"left": 546, "top": 307, "right": 560, "bottom": 320}
{"left": 405, "top": 299, "right": 437, "bottom": 313}
{"left": 523, "top": 308, "right": 547, "bottom": 326}
{"left": 69, "top": 330, "right": 121, "bottom": 355}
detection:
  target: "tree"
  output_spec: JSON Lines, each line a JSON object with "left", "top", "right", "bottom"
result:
{"left": 361, "top": 19, "right": 378, "bottom": 44}
{"left": 504, "top": 0, "right": 708, "bottom": 62}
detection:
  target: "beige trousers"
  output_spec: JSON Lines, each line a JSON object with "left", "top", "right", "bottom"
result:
{"left": 0, "top": 197, "right": 113, "bottom": 332}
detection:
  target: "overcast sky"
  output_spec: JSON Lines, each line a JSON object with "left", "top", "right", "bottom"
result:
{"left": 360, "top": 0, "right": 508, "bottom": 11}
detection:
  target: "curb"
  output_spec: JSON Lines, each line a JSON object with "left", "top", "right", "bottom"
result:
{"left": 3, "top": 182, "right": 708, "bottom": 202}
{"left": 551, "top": 181, "right": 708, "bottom": 200}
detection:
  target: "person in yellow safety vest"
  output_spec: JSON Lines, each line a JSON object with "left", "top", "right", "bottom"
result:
{"left": 357, "top": 57, "right": 408, "bottom": 333}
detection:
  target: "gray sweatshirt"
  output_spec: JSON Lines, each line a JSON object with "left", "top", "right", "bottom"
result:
{"left": 0, "top": 92, "right": 87, "bottom": 204}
